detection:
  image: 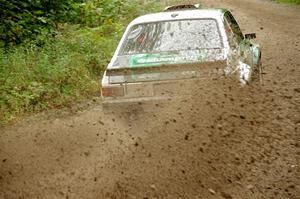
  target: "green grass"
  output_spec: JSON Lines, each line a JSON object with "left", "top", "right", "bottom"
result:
{"left": 0, "top": 24, "right": 121, "bottom": 122}
{"left": 0, "top": 0, "right": 175, "bottom": 124}
{"left": 272, "top": 0, "right": 300, "bottom": 5}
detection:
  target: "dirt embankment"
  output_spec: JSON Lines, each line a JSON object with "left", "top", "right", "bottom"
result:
{"left": 1, "top": 0, "right": 300, "bottom": 198}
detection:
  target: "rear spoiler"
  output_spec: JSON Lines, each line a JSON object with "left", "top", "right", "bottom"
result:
{"left": 164, "top": 4, "right": 201, "bottom": 12}
{"left": 106, "top": 61, "right": 227, "bottom": 76}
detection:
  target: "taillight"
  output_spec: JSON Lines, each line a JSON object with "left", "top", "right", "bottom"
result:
{"left": 101, "top": 85, "right": 124, "bottom": 97}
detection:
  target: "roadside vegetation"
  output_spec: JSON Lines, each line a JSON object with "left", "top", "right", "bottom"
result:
{"left": 0, "top": 0, "right": 179, "bottom": 123}
{"left": 273, "top": 0, "right": 300, "bottom": 5}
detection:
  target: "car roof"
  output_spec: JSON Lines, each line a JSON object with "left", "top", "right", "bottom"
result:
{"left": 130, "top": 9, "right": 227, "bottom": 25}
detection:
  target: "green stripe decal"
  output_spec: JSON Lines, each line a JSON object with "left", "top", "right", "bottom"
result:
{"left": 129, "top": 51, "right": 207, "bottom": 68}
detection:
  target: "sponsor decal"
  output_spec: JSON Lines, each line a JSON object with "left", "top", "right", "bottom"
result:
{"left": 130, "top": 50, "right": 207, "bottom": 67}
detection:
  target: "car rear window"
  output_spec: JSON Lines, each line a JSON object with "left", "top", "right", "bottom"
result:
{"left": 119, "top": 19, "right": 222, "bottom": 55}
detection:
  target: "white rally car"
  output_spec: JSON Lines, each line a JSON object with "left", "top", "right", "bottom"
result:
{"left": 101, "top": 4, "right": 262, "bottom": 105}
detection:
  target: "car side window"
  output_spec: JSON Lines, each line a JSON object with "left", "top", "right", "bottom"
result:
{"left": 224, "top": 18, "right": 238, "bottom": 48}
{"left": 224, "top": 12, "right": 244, "bottom": 45}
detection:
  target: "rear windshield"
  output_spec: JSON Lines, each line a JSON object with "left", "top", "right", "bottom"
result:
{"left": 119, "top": 19, "right": 223, "bottom": 55}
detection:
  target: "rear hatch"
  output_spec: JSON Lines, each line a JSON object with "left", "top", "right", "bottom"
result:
{"left": 107, "top": 59, "right": 227, "bottom": 84}
{"left": 103, "top": 18, "right": 227, "bottom": 99}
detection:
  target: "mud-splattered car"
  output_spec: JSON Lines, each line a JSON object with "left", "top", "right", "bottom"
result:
{"left": 101, "top": 5, "right": 262, "bottom": 105}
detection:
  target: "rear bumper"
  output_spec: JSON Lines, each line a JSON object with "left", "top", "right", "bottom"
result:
{"left": 102, "top": 95, "right": 172, "bottom": 106}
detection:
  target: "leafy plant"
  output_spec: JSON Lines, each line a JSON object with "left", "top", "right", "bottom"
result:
{"left": 0, "top": 0, "right": 174, "bottom": 123}
{"left": 0, "top": 0, "right": 84, "bottom": 46}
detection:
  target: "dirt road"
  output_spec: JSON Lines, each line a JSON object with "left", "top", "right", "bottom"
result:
{"left": 1, "top": 0, "right": 299, "bottom": 198}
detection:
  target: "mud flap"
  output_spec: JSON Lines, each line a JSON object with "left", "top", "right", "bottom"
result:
{"left": 238, "top": 61, "right": 252, "bottom": 85}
